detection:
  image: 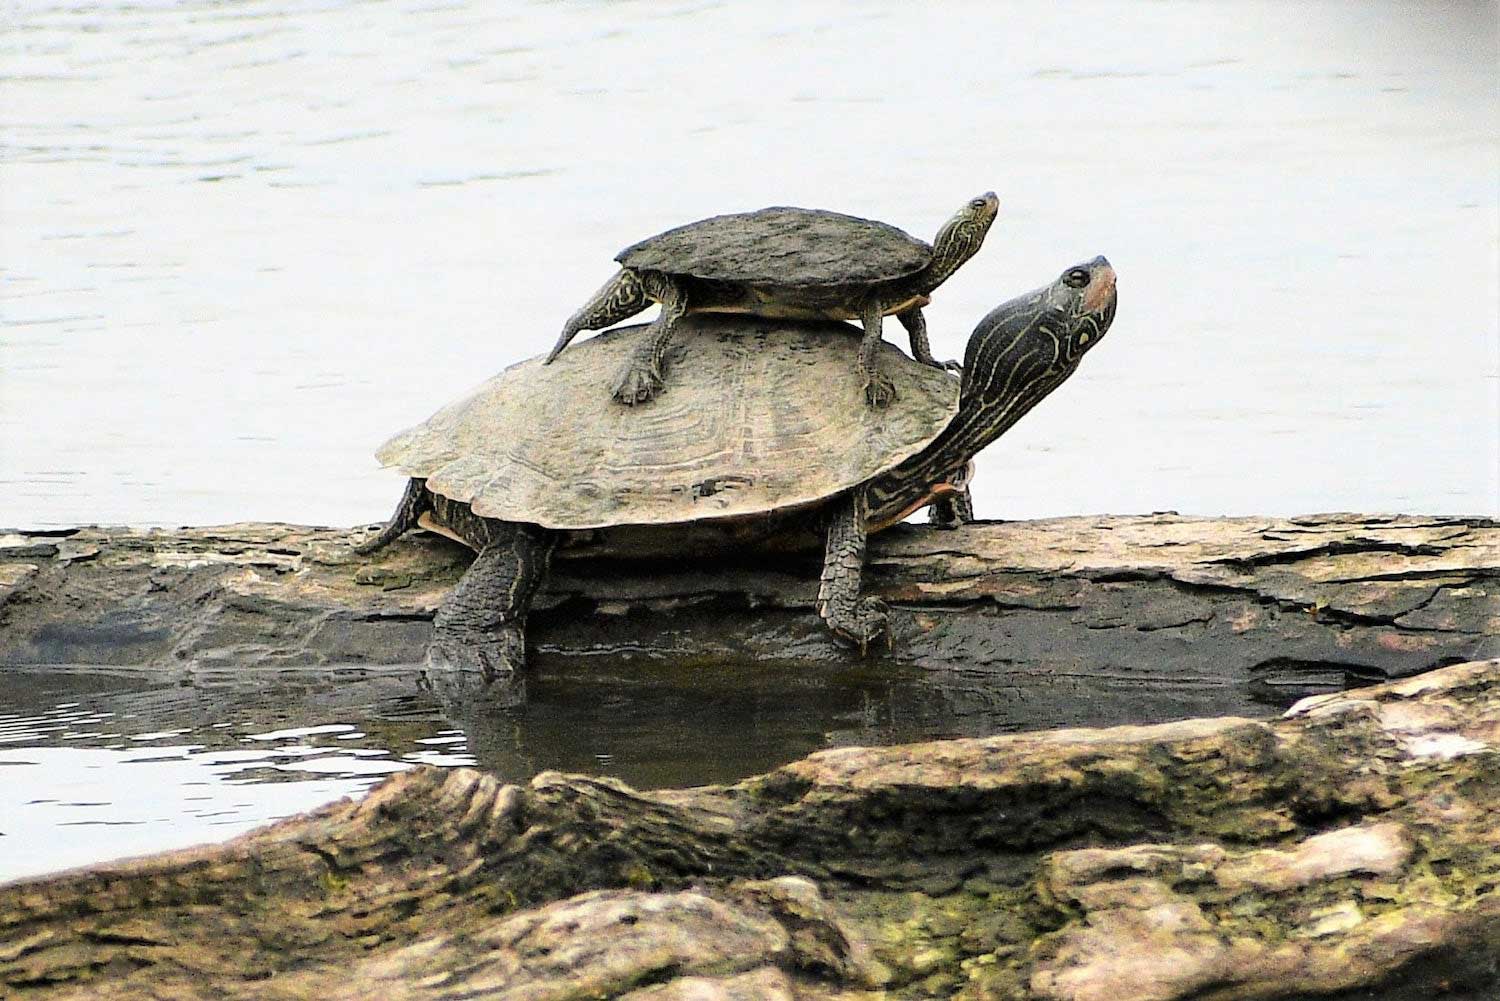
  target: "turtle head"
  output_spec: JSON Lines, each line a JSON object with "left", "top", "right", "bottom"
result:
{"left": 864, "top": 257, "right": 1116, "bottom": 525}
{"left": 953, "top": 191, "right": 1000, "bottom": 230}
{"left": 924, "top": 192, "right": 999, "bottom": 287}
{"left": 957, "top": 256, "right": 1117, "bottom": 438}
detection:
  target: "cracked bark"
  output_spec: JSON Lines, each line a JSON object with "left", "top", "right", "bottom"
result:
{"left": 1, "top": 659, "right": 1497, "bottom": 1000}
{"left": 1, "top": 515, "right": 1495, "bottom": 727}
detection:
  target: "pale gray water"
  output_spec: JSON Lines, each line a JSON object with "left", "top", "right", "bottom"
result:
{"left": 0, "top": 668, "right": 452, "bottom": 882}
{"left": 0, "top": 2, "right": 1497, "bottom": 880}
{"left": 2, "top": 0, "right": 1496, "bottom": 529}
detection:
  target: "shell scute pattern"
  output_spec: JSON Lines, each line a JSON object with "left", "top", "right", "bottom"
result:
{"left": 375, "top": 316, "right": 960, "bottom": 530}
{"left": 615, "top": 208, "right": 933, "bottom": 287}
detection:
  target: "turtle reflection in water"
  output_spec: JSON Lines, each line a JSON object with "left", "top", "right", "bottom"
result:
{"left": 360, "top": 258, "right": 1118, "bottom": 698}
{"left": 544, "top": 194, "right": 1000, "bottom": 408}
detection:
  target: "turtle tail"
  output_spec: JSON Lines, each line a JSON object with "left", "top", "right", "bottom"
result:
{"left": 354, "top": 478, "right": 430, "bottom": 555}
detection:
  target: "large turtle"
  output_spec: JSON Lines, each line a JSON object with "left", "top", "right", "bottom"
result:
{"left": 543, "top": 193, "right": 1000, "bottom": 408}
{"left": 360, "top": 257, "right": 1116, "bottom": 692}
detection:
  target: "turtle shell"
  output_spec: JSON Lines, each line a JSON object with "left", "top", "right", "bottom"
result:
{"left": 615, "top": 207, "right": 933, "bottom": 287}
{"left": 374, "top": 315, "right": 960, "bottom": 531}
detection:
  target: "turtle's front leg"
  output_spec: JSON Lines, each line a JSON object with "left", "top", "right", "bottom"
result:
{"left": 858, "top": 299, "right": 898, "bottom": 409}
{"left": 612, "top": 273, "right": 688, "bottom": 405}
{"left": 896, "top": 308, "right": 962, "bottom": 374}
{"left": 545, "top": 270, "right": 650, "bottom": 365}
{"left": 816, "top": 489, "right": 890, "bottom": 654}
{"left": 928, "top": 489, "right": 975, "bottom": 529}
{"left": 425, "top": 523, "right": 556, "bottom": 695}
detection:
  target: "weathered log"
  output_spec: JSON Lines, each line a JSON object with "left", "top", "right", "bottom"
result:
{"left": 2, "top": 515, "right": 1496, "bottom": 726}
{"left": 2, "top": 659, "right": 1497, "bottom": 999}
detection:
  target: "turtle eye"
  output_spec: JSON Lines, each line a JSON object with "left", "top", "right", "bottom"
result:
{"left": 1064, "top": 268, "right": 1090, "bottom": 288}
{"left": 970, "top": 198, "right": 988, "bottom": 210}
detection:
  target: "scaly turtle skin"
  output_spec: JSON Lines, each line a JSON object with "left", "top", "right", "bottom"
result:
{"left": 361, "top": 258, "right": 1117, "bottom": 703}
{"left": 543, "top": 193, "right": 1000, "bottom": 409}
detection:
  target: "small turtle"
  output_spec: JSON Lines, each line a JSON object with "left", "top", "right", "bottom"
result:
{"left": 360, "top": 257, "right": 1116, "bottom": 695}
{"left": 544, "top": 193, "right": 1000, "bottom": 408}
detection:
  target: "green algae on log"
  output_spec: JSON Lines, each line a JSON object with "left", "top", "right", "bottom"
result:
{"left": 0, "top": 515, "right": 1496, "bottom": 725}
{"left": 1, "top": 659, "right": 1497, "bottom": 999}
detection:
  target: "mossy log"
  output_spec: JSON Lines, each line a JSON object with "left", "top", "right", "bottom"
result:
{"left": 1, "top": 515, "right": 1496, "bottom": 726}
{"left": 2, "top": 658, "right": 1498, "bottom": 999}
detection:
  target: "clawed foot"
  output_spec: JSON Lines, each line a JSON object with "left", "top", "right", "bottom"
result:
{"left": 825, "top": 597, "right": 892, "bottom": 656}
{"left": 918, "top": 355, "right": 964, "bottom": 378}
{"left": 612, "top": 357, "right": 665, "bottom": 406}
{"left": 422, "top": 626, "right": 528, "bottom": 708}
{"left": 863, "top": 372, "right": 898, "bottom": 409}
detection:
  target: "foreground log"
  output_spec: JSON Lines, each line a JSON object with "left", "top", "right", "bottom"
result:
{"left": 1, "top": 515, "right": 1496, "bottom": 726}
{"left": 2, "top": 658, "right": 1497, "bottom": 999}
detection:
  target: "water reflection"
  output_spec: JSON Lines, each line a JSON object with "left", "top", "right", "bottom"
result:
{"left": 0, "top": 648, "right": 1372, "bottom": 883}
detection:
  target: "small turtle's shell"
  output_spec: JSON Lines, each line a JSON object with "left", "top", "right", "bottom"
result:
{"left": 375, "top": 315, "right": 959, "bottom": 531}
{"left": 616, "top": 207, "right": 932, "bottom": 287}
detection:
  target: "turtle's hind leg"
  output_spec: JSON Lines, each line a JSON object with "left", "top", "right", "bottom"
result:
{"left": 612, "top": 273, "right": 688, "bottom": 405}
{"left": 816, "top": 489, "right": 890, "bottom": 654}
{"left": 896, "top": 307, "right": 961, "bottom": 373}
{"left": 858, "top": 299, "right": 898, "bottom": 409}
{"left": 354, "top": 477, "right": 429, "bottom": 555}
{"left": 426, "top": 522, "right": 556, "bottom": 692}
{"left": 928, "top": 488, "right": 975, "bottom": 529}
{"left": 896, "top": 307, "right": 936, "bottom": 366}
{"left": 545, "top": 270, "right": 650, "bottom": 364}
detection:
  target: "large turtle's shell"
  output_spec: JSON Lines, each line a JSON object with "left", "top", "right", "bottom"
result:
{"left": 375, "top": 315, "right": 959, "bottom": 531}
{"left": 615, "top": 207, "right": 932, "bottom": 287}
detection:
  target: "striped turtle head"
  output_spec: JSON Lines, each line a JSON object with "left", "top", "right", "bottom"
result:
{"left": 862, "top": 257, "right": 1117, "bottom": 525}
{"left": 953, "top": 191, "right": 1001, "bottom": 231}
{"left": 924, "top": 192, "right": 1000, "bottom": 286}
{"left": 958, "top": 256, "right": 1117, "bottom": 425}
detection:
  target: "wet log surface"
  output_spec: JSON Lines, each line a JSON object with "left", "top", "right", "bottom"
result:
{"left": 2, "top": 658, "right": 1498, "bottom": 1000}
{"left": 1, "top": 515, "right": 1496, "bottom": 729}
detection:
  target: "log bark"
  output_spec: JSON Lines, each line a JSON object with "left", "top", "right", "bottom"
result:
{"left": 1, "top": 658, "right": 1497, "bottom": 1000}
{"left": 2, "top": 515, "right": 1496, "bottom": 725}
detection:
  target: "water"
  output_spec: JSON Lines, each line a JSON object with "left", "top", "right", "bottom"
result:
{"left": 2, "top": 1, "right": 1496, "bottom": 529}
{"left": 0, "top": 644, "right": 1371, "bottom": 883}
{"left": 0, "top": 658, "right": 1148, "bottom": 883}
{"left": 0, "top": 1, "right": 1496, "bottom": 879}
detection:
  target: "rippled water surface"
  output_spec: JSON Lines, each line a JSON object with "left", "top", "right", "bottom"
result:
{"left": 0, "top": 668, "right": 439, "bottom": 881}
{"left": 2, "top": 1, "right": 1496, "bottom": 527}
{"left": 1, "top": 1, "right": 1496, "bottom": 880}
